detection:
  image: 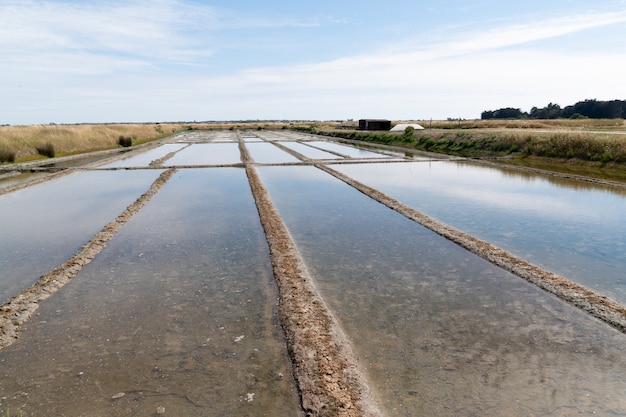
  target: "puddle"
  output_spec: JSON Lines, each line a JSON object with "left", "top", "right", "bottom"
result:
{"left": 257, "top": 165, "right": 626, "bottom": 417}
{"left": 0, "top": 168, "right": 302, "bottom": 416}
{"left": 0, "top": 170, "right": 163, "bottom": 304}
{"left": 332, "top": 161, "right": 626, "bottom": 305}
{"left": 166, "top": 143, "right": 242, "bottom": 166}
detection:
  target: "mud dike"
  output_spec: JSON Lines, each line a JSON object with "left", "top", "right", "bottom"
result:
{"left": 239, "top": 136, "right": 384, "bottom": 417}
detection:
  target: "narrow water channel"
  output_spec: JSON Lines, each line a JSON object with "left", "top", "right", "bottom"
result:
{"left": 257, "top": 164, "right": 626, "bottom": 417}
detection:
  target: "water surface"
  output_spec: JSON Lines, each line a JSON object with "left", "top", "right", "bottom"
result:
{"left": 258, "top": 165, "right": 626, "bottom": 417}
{"left": 307, "top": 141, "right": 391, "bottom": 159}
{"left": 245, "top": 142, "right": 300, "bottom": 164}
{"left": 333, "top": 161, "right": 626, "bottom": 305}
{"left": 0, "top": 168, "right": 302, "bottom": 417}
{"left": 167, "top": 143, "right": 242, "bottom": 166}
{"left": 100, "top": 144, "right": 187, "bottom": 168}
{"left": 0, "top": 170, "right": 162, "bottom": 303}
{"left": 279, "top": 142, "right": 342, "bottom": 160}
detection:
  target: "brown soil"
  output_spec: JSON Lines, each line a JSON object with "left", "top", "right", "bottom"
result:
{"left": 239, "top": 136, "right": 383, "bottom": 417}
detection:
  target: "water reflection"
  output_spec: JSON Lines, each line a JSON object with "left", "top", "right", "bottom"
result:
{"left": 0, "top": 168, "right": 302, "bottom": 416}
{"left": 245, "top": 142, "right": 300, "bottom": 164}
{"left": 279, "top": 142, "right": 342, "bottom": 160}
{"left": 333, "top": 161, "right": 626, "bottom": 304}
{"left": 306, "top": 141, "right": 391, "bottom": 158}
{"left": 258, "top": 165, "right": 626, "bottom": 417}
{"left": 167, "top": 143, "right": 242, "bottom": 166}
{"left": 0, "top": 170, "right": 163, "bottom": 303}
{"left": 100, "top": 144, "right": 187, "bottom": 168}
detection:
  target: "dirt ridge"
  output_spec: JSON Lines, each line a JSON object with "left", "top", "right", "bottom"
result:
{"left": 239, "top": 135, "right": 383, "bottom": 417}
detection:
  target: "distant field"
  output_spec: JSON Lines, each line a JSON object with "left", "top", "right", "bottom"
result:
{"left": 3, "top": 119, "right": 626, "bottom": 168}
{"left": 0, "top": 121, "right": 317, "bottom": 163}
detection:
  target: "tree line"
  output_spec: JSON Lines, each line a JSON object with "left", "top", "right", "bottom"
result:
{"left": 481, "top": 99, "right": 626, "bottom": 120}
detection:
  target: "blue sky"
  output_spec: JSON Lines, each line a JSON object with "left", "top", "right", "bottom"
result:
{"left": 1, "top": 0, "right": 626, "bottom": 124}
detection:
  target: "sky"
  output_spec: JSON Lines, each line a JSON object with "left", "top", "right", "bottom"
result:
{"left": 1, "top": 0, "right": 626, "bottom": 125}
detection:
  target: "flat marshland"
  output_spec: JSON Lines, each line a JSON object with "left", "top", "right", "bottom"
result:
{"left": 309, "top": 119, "right": 626, "bottom": 183}
{"left": 3, "top": 119, "right": 626, "bottom": 183}
{"left": 0, "top": 123, "right": 220, "bottom": 162}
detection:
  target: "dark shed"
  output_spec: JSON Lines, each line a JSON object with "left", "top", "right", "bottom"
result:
{"left": 358, "top": 119, "right": 392, "bottom": 131}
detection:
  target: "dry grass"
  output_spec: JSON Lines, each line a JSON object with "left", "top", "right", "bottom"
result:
{"left": 0, "top": 122, "right": 315, "bottom": 162}
{"left": 0, "top": 123, "right": 196, "bottom": 161}
{"left": 420, "top": 118, "right": 626, "bottom": 131}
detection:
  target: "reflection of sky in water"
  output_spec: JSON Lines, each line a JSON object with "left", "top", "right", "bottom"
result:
{"left": 258, "top": 165, "right": 626, "bottom": 417}
{"left": 167, "top": 143, "right": 241, "bottom": 165}
{"left": 99, "top": 144, "right": 187, "bottom": 168}
{"left": 279, "top": 142, "right": 342, "bottom": 159}
{"left": 306, "top": 141, "right": 389, "bottom": 158}
{"left": 0, "top": 170, "right": 162, "bottom": 303}
{"left": 333, "top": 161, "right": 626, "bottom": 304}
{"left": 245, "top": 142, "right": 300, "bottom": 163}
{"left": 0, "top": 168, "right": 302, "bottom": 416}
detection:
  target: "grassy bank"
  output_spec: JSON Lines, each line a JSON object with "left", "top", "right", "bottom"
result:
{"left": 0, "top": 123, "right": 201, "bottom": 163}
{"left": 288, "top": 119, "right": 626, "bottom": 183}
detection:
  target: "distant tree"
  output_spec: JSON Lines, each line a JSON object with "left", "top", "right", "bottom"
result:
{"left": 482, "top": 99, "right": 626, "bottom": 120}
{"left": 481, "top": 107, "right": 527, "bottom": 119}
{"left": 530, "top": 103, "right": 562, "bottom": 119}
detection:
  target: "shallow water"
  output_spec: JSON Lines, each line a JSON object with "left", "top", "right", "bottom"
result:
{"left": 258, "top": 165, "right": 626, "bottom": 417}
{"left": 245, "top": 142, "right": 300, "bottom": 164}
{"left": 99, "top": 144, "right": 187, "bottom": 168}
{"left": 0, "top": 170, "right": 163, "bottom": 304}
{"left": 306, "top": 141, "right": 392, "bottom": 159}
{"left": 0, "top": 168, "right": 302, "bottom": 417}
{"left": 278, "top": 141, "right": 343, "bottom": 160}
{"left": 332, "top": 160, "right": 626, "bottom": 305}
{"left": 166, "top": 143, "right": 242, "bottom": 166}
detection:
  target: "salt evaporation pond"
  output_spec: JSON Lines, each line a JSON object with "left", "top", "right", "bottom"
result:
{"left": 278, "top": 141, "right": 342, "bottom": 160}
{"left": 257, "top": 165, "right": 626, "bottom": 416}
{"left": 0, "top": 168, "right": 302, "bottom": 416}
{"left": 100, "top": 143, "right": 187, "bottom": 168}
{"left": 306, "top": 140, "right": 392, "bottom": 159}
{"left": 332, "top": 161, "right": 626, "bottom": 305}
{"left": 166, "top": 143, "right": 242, "bottom": 166}
{"left": 2, "top": 131, "right": 626, "bottom": 416}
{"left": 0, "top": 169, "right": 163, "bottom": 303}
{"left": 245, "top": 142, "right": 300, "bottom": 164}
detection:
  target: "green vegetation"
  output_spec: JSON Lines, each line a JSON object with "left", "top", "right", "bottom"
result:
{"left": 305, "top": 120, "right": 626, "bottom": 184}
{"left": 482, "top": 99, "right": 626, "bottom": 120}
